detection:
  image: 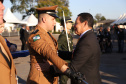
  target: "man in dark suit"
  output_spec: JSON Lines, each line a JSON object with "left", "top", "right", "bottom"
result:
{"left": 69, "top": 13, "right": 101, "bottom": 84}
{"left": 20, "top": 25, "right": 29, "bottom": 50}
{"left": 24, "top": 26, "right": 30, "bottom": 49}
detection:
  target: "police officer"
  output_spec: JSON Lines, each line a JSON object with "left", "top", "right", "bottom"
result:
{"left": 0, "top": 0, "right": 17, "bottom": 84}
{"left": 57, "top": 17, "right": 73, "bottom": 84}
{"left": 27, "top": 5, "right": 70, "bottom": 84}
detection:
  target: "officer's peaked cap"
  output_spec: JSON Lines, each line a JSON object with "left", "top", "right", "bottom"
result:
{"left": 61, "top": 17, "right": 73, "bottom": 23}
{"left": 36, "top": 5, "right": 58, "bottom": 18}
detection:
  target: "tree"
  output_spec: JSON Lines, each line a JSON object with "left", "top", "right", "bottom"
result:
{"left": 10, "top": 0, "right": 72, "bottom": 20}
{"left": 100, "top": 16, "right": 106, "bottom": 21}
{"left": 94, "top": 19, "right": 97, "bottom": 24}
{"left": 36, "top": 0, "right": 72, "bottom": 19}
{"left": 95, "top": 13, "right": 106, "bottom": 22}
{"left": 95, "top": 13, "right": 101, "bottom": 22}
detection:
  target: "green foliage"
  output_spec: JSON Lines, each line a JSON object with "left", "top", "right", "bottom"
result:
{"left": 94, "top": 19, "right": 97, "bottom": 24}
{"left": 100, "top": 16, "right": 106, "bottom": 21}
{"left": 36, "top": 0, "right": 72, "bottom": 18}
{"left": 95, "top": 13, "right": 106, "bottom": 22}
{"left": 10, "top": 0, "right": 72, "bottom": 21}
{"left": 95, "top": 13, "right": 101, "bottom": 22}
{"left": 10, "top": 0, "right": 31, "bottom": 14}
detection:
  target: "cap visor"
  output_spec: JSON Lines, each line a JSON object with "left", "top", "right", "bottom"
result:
{"left": 49, "top": 14, "right": 59, "bottom": 18}
{"left": 67, "top": 21, "right": 73, "bottom": 23}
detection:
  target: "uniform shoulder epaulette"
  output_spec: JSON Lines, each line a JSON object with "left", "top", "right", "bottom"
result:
{"left": 31, "top": 29, "right": 39, "bottom": 34}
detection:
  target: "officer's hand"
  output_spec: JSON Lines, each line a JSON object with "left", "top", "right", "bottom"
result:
{"left": 35, "top": 61, "right": 50, "bottom": 72}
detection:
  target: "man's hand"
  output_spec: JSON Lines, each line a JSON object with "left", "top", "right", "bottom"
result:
{"left": 64, "top": 68, "right": 87, "bottom": 84}
{"left": 9, "top": 45, "right": 16, "bottom": 52}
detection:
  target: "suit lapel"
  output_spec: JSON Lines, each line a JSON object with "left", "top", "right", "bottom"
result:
{"left": 0, "top": 35, "right": 14, "bottom": 69}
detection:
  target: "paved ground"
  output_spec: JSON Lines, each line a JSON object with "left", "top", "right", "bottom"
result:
{"left": 5, "top": 34, "right": 126, "bottom": 84}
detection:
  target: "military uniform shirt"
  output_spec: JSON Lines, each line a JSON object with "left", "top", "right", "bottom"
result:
{"left": 58, "top": 30, "right": 73, "bottom": 52}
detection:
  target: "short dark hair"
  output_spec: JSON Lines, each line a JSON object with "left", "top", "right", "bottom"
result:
{"left": 78, "top": 13, "right": 94, "bottom": 27}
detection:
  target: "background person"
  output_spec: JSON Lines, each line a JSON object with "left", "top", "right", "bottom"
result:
{"left": 57, "top": 17, "right": 73, "bottom": 84}
{"left": 97, "top": 26, "right": 105, "bottom": 52}
{"left": 20, "top": 24, "right": 29, "bottom": 50}
{"left": 104, "top": 26, "right": 112, "bottom": 53}
{"left": 24, "top": 25, "right": 30, "bottom": 49}
{"left": 116, "top": 25, "right": 125, "bottom": 53}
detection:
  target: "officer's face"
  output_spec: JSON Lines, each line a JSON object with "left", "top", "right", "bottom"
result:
{"left": 66, "top": 22, "right": 72, "bottom": 30}
{"left": 46, "top": 14, "right": 56, "bottom": 31}
{"left": 0, "top": 1, "right": 5, "bottom": 25}
{"left": 74, "top": 16, "right": 84, "bottom": 36}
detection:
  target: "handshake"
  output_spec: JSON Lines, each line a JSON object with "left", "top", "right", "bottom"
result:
{"left": 35, "top": 63, "right": 88, "bottom": 84}
{"left": 64, "top": 68, "right": 88, "bottom": 84}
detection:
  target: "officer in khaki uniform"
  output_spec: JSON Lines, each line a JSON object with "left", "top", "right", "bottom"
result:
{"left": 57, "top": 17, "right": 73, "bottom": 84}
{"left": 0, "top": 0, "right": 17, "bottom": 84}
{"left": 27, "top": 5, "right": 69, "bottom": 84}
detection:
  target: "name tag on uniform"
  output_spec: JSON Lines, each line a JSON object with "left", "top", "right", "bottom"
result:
{"left": 33, "top": 35, "right": 41, "bottom": 42}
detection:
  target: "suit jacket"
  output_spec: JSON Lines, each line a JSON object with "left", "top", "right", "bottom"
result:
{"left": 0, "top": 35, "right": 17, "bottom": 84}
{"left": 24, "top": 30, "right": 29, "bottom": 42}
{"left": 27, "top": 25, "right": 67, "bottom": 84}
{"left": 20, "top": 28, "right": 29, "bottom": 42}
{"left": 70, "top": 30, "right": 101, "bottom": 84}
{"left": 20, "top": 28, "right": 25, "bottom": 40}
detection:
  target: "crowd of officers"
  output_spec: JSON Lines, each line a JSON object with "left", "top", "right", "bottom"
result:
{"left": 96, "top": 24, "right": 125, "bottom": 53}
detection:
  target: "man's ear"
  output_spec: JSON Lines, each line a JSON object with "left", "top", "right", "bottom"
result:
{"left": 82, "top": 21, "right": 86, "bottom": 27}
{"left": 42, "top": 17, "right": 46, "bottom": 23}
{"left": 84, "top": 21, "right": 88, "bottom": 26}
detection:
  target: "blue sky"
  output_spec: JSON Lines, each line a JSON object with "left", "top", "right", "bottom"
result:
{"left": 3, "top": 0, "right": 126, "bottom": 21}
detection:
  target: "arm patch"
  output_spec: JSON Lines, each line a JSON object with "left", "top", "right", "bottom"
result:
{"left": 33, "top": 35, "right": 41, "bottom": 42}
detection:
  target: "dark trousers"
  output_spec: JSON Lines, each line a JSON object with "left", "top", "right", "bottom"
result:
{"left": 118, "top": 39, "right": 124, "bottom": 53}
{"left": 21, "top": 39, "right": 27, "bottom": 50}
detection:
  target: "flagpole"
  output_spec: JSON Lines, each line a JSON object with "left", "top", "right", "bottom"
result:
{"left": 62, "top": 11, "right": 71, "bottom": 51}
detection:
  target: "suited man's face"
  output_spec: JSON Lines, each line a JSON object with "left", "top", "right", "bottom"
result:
{"left": 74, "top": 16, "right": 84, "bottom": 36}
